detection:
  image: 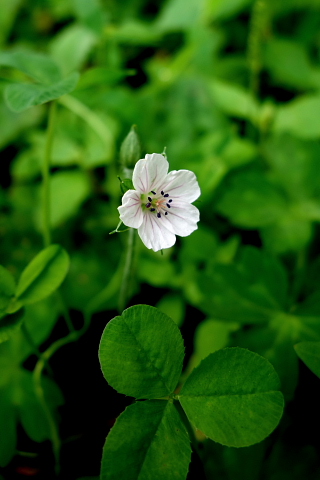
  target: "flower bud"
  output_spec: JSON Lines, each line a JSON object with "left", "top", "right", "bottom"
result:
{"left": 119, "top": 125, "right": 141, "bottom": 171}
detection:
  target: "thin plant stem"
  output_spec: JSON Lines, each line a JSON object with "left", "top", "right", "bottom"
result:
{"left": 56, "top": 290, "right": 75, "bottom": 333}
{"left": 32, "top": 315, "right": 91, "bottom": 475}
{"left": 118, "top": 227, "right": 136, "bottom": 312}
{"left": 21, "top": 323, "right": 53, "bottom": 376}
{"left": 42, "top": 100, "right": 57, "bottom": 248}
{"left": 247, "top": 0, "right": 269, "bottom": 98}
{"left": 85, "top": 259, "right": 124, "bottom": 315}
{"left": 58, "top": 95, "right": 112, "bottom": 149}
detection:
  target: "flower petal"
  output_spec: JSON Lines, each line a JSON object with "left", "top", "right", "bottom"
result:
{"left": 138, "top": 213, "right": 176, "bottom": 252}
{"left": 118, "top": 190, "right": 143, "bottom": 228}
{"left": 162, "top": 202, "right": 200, "bottom": 237}
{"left": 160, "top": 169, "right": 200, "bottom": 202}
{"left": 132, "top": 153, "right": 169, "bottom": 194}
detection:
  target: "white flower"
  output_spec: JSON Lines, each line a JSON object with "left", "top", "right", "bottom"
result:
{"left": 118, "top": 153, "right": 200, "bottom": 252}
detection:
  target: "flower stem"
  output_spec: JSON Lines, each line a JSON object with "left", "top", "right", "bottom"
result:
{"left": 32, "top": 316, "right": 91, "bottom": 475}
{"left": 118, "top": 227, "right": 136, "bottom": 312}
{"left": 58, "top": 94, "right": 112, "bottom": 148}
{"left": 21, "top": 323, "right": 53, "bottom": 376}
{"left": 42, "top": 100, "right": 57, "bottom": 248}
{"left": 247, "top": 0, "right": 269, "bottom": 97}
{"left": 56, "top": 290, "right": 75, "bottom": 333}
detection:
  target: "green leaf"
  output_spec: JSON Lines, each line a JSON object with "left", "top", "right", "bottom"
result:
{"left": 0, "top": 94, "right": 43, "bottom": 150}
{"left": 101, "top": 400, "right": 191, "bottom": 480}
{"left": 119, "top": 177, "right": 134, "bottom": 194}
{"left": 155, "top": 0, "right": 205, "bottom": 31}
{"left": 18, "top": 298, "right": 60, "bottom": 361}
{"left": 15, "top": 244, "right": 70, "bottom": 306}
{"left": 41, "top": 170, "right": 91, "bottom": 227}
{"left": 216, "top": 169, "right": 288, "bottom": 228}
{"left": 99, "top": 305, "right": 185, "bottom": 399}
{"left": 0, "top": 50, "right": 62, "bottom": 84}
{"left": 156, "top": 293, "right": 185, "bottom": 327}
{"left": 73, "top": 0, "right": 106, "bottom": 34}
{"left": 206, "top": 0, "right": 252, "bottom": 20}
{"left": 261, "top": 218, "right": 313, "bottom": 254}
{"left": 194, "top": 319, "right": 237, "bottom": 360}
{"left": 4, "top": 72, "right": 79, "bottom": 112}
{"left": 17, "top": 371, "right": 63, "bottom": 442}
{"left": 264, "top": 38, "right": 320, "bottom": 90}
{"left": 179, "top": 348, "right": 284, "bottom": 447}
{"left": 0, "top": 266, "right": 15, "bottom": 312}
{"left": 294, "top": 341, "right": 320, "bottom": 378}
{"left": 210, "top": 79, "right": 259, "bottom": 122}
{"left": 197, "top": 246, "right": 288, "bottom": 324}
{"left": 273, "top": 95, "right": 320, "bottom": 139}
{"left": 0, "top": 310, "right": 24, "bottom": 344}
{"left": 49, "top": 24, "right": 97, "bottom": 76}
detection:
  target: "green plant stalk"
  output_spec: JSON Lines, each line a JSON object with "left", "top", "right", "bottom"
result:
{"left": 247, "top": 0, "right": 269, "bottom": 97}
{"left": 42, "top": 100, "right": 57, "bottom": 248}
{"left": 56, "top": 290, "right": 75, "bottom": 333}
{"left": 58, "top": 94, "right": 112, "bottom": 149}
{"left": 33, "top": 319, "right": 91, "bottom": 475}
{"left": 118, "top": 227, "right": 136, "bottom": 312}
{"left": 21, "top": 323, "right": 53, "bottom": 376}
{"left": 33, "top": 358, "right": 61, "bottom": 474}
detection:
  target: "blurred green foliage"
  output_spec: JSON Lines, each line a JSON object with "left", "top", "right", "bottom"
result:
{"left": 1, "top": 0, "right": 320, "bottom": 478}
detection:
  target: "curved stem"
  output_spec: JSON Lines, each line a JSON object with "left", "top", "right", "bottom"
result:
{"left": 56, "top": 290, "right": 75, "bottom": 333}
{"left": 42, "top": 100, "right": 57, "bottom": 248}
{"left": 32, "top": 316, "right": 91, "bottom": 475}
{"left": 85, "top": 260, "right": 123, "bottom": 315}
{"left": 58, "top": 94, "right": 112, "bottom": 149}
{"left": 21, "top": 323, "right": 53, "bottom": 376}
{"left": 118, "top": 228, "right": 136, "bottom": 312}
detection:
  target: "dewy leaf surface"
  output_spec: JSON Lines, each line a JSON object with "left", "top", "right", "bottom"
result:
{"left": 5, "top": 72, "right": 79, "bottom": 112}
{"left": 179, "top": 348, "right": 284, "bottom": 447}
{"left": 15, "top": 244, "right": 70, "bottom": 305}
{"left": 101, "top": 400, "right": 191, "bottom": 480}
{"left": 99, "top": 305, "right": 185, "bottom": 398}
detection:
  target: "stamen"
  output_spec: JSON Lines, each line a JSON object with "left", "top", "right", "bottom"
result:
{"left": 161, "top": 190, "right": 164, "bottom": 195}
{"left": 148, "top": 196, "right": 152, "bottom": 202}
{"left": 146, "top": 203, "right": 151, "bottom": 208}
{"left": 157, "top": 213, "right": 161, "bottom": 218}
{"left": 169, "top": 199, "right": 172, "bottom": 203}
{"left": 165, "top": 212, "right": 168, "bottom": 215}
{"left": 150, "top": 208, "right": 155, "bottom": 212}
{"left": 151, "top": 191, "right": 156, "bottom": 195}
{"left": 164, "top": 193, "right": 169, "bottom": 198}
{"left": 166, "top": 203, "right": 171, "bottom": 208}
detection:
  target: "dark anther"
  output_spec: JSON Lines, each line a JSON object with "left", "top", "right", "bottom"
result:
{"left": 150, "top": 208, "right": 155, "bottom": 212}
{"left": 151, "top": 190, "right": 156, "bottom": 195}
{"left": 164, "top": 193, "right": 169, "bottom": 197}
{"left": 166, "top": 203, "right": 171, "bottom": 208}
{"left": 161, "top": 190, "right": 164, "bottom": 195}
{"left": 165, "top": 212, "right": 168, "bottom": 215}
{"left": 169, "top": 199, "right": 172, "bottom": 203}
{"left": 157, "top": 212, "right": 161, "bottom": 218}
{"left": 148, "top": 196, "right": 152, "bottom": 202}
{"left": 146, "top": 203, "right": 151, "bottom": 208}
